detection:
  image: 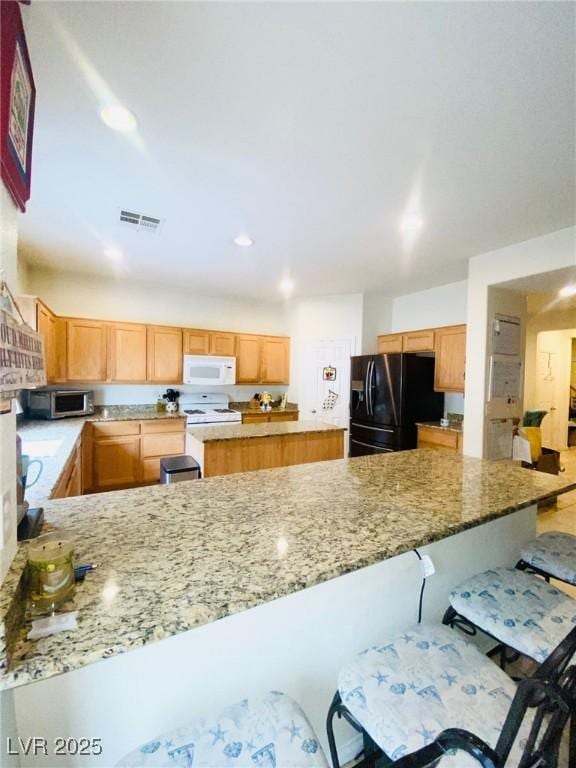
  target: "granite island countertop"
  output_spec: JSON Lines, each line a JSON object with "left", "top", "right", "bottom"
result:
{"left": 187, "top": 419, "right": 344, "bottom": 443}
{"left": 1, "top": 449, "right": 575, "bottom": 691}
{"left": 230, "top": 401, "right": 299, "bottom": 414}
{"left": 17, "top": 407, "right": 186, "bottom": 506}
{"left": 416, "top": 421, "right": 463, "bottom": 434}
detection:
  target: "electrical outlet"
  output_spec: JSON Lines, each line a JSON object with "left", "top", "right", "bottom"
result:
{"left": 419, "top": 554, "right": 436, "bottom": 578}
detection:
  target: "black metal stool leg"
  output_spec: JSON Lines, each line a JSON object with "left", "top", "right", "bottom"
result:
{"left": 326, "top": 692, "right": 343, "bottom": 768}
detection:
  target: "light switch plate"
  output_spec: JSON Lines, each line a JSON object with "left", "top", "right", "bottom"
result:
{"left": 1, "top": 491, "right": 13, "bottom": 550}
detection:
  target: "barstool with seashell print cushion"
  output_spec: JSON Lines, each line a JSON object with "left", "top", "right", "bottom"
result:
{"left": 116, "top": 690, "right": 328, "bottom": 768}
{"left": 516, "top": 531, "right": 576, "bottom": 587}
{"left": 443, "top": 567, "right": 576, "bottom": 668}
{"left": 326, "top": 623, "right": 576, "bottom": 768}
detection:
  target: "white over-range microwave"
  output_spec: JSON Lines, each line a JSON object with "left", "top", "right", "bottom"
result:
{"left": 183, "top": 355, "right": 236, "bottom": 386}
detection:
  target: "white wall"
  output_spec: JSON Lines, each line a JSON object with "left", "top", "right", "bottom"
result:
{"left": 361, "top": 292, "right": 392, "bottom": 354}
{"left": 390, "top": 279, "right": 468, "bottom": 332}
{"left": 464, "top": 226, "right": 576, "bottom": 457}
{"left": 0, "top": 185, "right": 19, "bottom": 584}
{"left": 24, "top": 266, "right": 289, "bottom": 336}
{"left": 389, "top": 280, "right": 469, "bottom": 415}
{"left": 288, "top": 294, "right": 363, "bottom": 404}
{"left": 0, "top": 184, "right": 21, "bottom": 767}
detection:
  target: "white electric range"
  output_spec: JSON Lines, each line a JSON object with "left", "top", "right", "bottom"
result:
{"left": 180, "top": 394, "right": 242, "bottom": 428}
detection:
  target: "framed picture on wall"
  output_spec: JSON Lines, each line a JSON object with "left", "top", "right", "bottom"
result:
{"left": 1, "top": 1, "right": 36, "bottom": 212}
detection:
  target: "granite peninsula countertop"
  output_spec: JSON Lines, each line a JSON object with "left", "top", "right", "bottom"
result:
{"left": 17, "top": 407, "right": 186, "bottom": 506}
{"left": 1, "top": 449, "right": 575, "bottom": 691}
{"left": 187, "top": 420, "right": 344, "bottom": 443}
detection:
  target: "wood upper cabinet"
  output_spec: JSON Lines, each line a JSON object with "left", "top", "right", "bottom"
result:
{"left": 147, "top": 325, "right": 183, "bottom": 383}
{"left": 377, "top": 330, "right": 434, "bottom": 354}
{"left": 184, "top": 329, "right": 236, "bottom": 357}
{"left": 37, "top": 302, "right": 56, "bottom": 382}
{"left": 434, "top": 325, "right": 466, "bottom": 393}
{"left": 236, "top": 334, "right": 261, "bottom": 383}
{"left": 184, "top": 329, "right": 210, "bottom": 355}
{"left": 377, "top": 334, "right": 403, "bottom": 354}
{"left": 210, "top": 331, "right": 236, "bottom": 356}
{"left": 66, "top": 319, "right": 108, "bottom": 382}
{"left": 402, "top": 329, "right": 435, "bottom": 353}
{"left": 108, "top": 323, "right": 147, "bottom": 382}
{"left": 260, "top": 336, "right": 290, "bottom": 384}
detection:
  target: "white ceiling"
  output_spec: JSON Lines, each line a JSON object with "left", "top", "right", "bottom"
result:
{"left": 20, "top": 1, "right": 575, "bottom": 301}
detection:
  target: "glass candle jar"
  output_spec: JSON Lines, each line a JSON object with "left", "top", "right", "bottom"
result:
{"left": 27, "top": 533, "right": 75, "bottom": 614}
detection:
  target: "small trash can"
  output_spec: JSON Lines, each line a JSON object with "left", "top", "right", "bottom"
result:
{"left": 160, "top": 455, "right": 201, "bottom": 484}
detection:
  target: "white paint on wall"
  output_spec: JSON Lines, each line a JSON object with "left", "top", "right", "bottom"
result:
{"left": 87, "top": 383, "right": 288, "bottom": 407}
{"left": 7, "top": 507, "right": 536, "bottom": 768}
{"left": 0, "top": 184, "right": 21, "bottom": 767}
{"left": 361, "top": 292, "right": 393, "bottom": 353}
{"left": 24, "top": 267, "right": 290, "bottom": 335}
{"left": 391, "top": 279, "right": 468, "bottom": 332}
{"left": 288, "top": 294, "right": 363, "bottom": 404}
{"left": 464, "top": 226, "right": 576, "bottom": 457}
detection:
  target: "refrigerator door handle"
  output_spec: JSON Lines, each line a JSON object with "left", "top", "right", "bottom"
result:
{"left": 368, "top": 359, "right": 375, "bottom": 416}
{"left": 351, "top": 422, "right": 394, "bottom": 433}
{"left": 364, "top": 361, "right": 371, "bottom": 416}
{"left": 351, "top": 439, "right": 393, "bottom": 452}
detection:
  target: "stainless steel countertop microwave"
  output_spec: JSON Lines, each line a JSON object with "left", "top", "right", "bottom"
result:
{"left": 27, "top": 390, "right": 95, "bottom": 420}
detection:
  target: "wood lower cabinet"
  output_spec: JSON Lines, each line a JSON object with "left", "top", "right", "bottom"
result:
{"left": 147, "top": 326, "right": 183, "bottom": 383}
{"left": 51, "top": 437, "right": 83, "bottom": 499}
{"left": 108, "top": 323, "right": 148, "bottom": 382}
{"left": 67, "top": 319, "right": 108, "bottom": 382}
{"left": 434, "top": 325, "right": 466, "bottom": 393}
{"left": 94, "top": 435, "right": 141, "bottom": 489}
{"left": 417, "top": 425, "right": 462, "bottom": 453}
{"left": 200, "top": 428, "right": 344, "bottom": 478}
{"left": 87, "top": 418, "right": 186, "bottom": 492}
{"left": 242, "top": 411, "right": 298, "bottom": 424}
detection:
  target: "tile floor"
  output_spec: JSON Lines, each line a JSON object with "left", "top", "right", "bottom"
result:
{"left": 536, "top": 447, "right": 576, "bottom": 598}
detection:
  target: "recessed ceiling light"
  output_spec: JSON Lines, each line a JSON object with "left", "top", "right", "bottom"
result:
{"left": 559, "top": 284, "right": 576, "bottom": 298}
{"left": 100, "top": 104, "right": 137, "bottom": 132}
{"left": 400, "top": 213, "right": 424, "bottom": 234}
{"left": 279, "top": 277, "right": 295, "bottom": 298}
{"left": 234, "top": 234, "right": 254, "bottom": 247}
{"left": 104, "top": 245, "right": 123, "bottom": 261}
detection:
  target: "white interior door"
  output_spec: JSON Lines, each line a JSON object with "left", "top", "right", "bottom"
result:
{"left": 535, "top": 331, "right": 572, "bottom": 450}
{"left": 300, "top": 338, "right": 354, "bottom": 429}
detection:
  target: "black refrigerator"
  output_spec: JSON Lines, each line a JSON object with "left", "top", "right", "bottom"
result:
{"left": 349, "top": 354, "right": 444, "bottom": 456}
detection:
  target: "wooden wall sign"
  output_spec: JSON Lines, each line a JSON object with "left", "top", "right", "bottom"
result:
{"left": 0, "top": 281, "right": 45, "bottom": 413}
{"left": 1, "top": 1, "right": 36, "bottom": 212}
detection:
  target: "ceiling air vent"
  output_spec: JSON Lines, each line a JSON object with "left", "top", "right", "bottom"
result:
{"left": 119, "top": 209, "right": 163, "bottom": 234}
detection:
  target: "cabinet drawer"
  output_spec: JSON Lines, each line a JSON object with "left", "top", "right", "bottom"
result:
{"left": 142, "top": 457, "right": 162, "bottom": 482}
{"left": 269, "top": 411, "right": 298, "bottom": 422}
{"left": 140, "top": 419, "right": 185, "bottom": 434}
{"left": 403, "top": 330, "right": 435, "bottom": 352}
{"left": 417, "top": 426, "right": 459, "bottom": 450}
{"left": 242, "top": 413, "right": 269, "bottom": 423}
{"left": 141, "top": 432, "right": 185, "bottom": 458}
{"left": 93, "top": 421, "right": 141, "bottom": 438}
